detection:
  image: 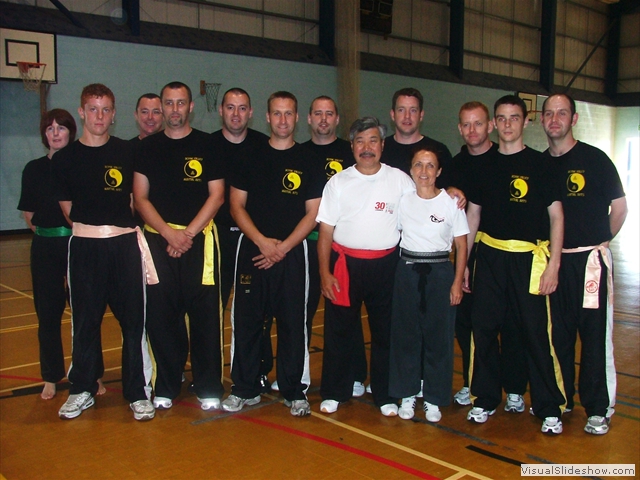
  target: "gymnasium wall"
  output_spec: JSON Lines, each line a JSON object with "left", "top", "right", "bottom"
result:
{"left": 1, "top": 34, "right": 636, "bottom": 231}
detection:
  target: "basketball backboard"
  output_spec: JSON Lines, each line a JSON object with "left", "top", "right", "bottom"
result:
{"left": 0, "top": 28, "right": 57, "bottom": 83}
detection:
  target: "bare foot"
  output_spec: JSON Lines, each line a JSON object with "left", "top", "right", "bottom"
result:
{"left": 41, "top": 382, "right": 56, "bottom": 400}
{"left": 96, "top": 378, "right": 106, "bottom": 396}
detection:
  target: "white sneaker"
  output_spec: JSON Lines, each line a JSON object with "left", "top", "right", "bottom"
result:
{"left": 130, "top": 399, "right": 155, "bottom": 421}
{"left": 398, "top": 396, "right": 416, "bottom": 420}
{"left": 365, "top": 384, "right": 372, "bottom": 394}
{"left": 423, "top": 401, "right": 442, "bottom": 422}
{"left": 584, "top": 415, "right": 610, "bottom": 435}
{"left": 320, "top": 399, "right": 339, "bottom": 413}
{"left": 271, "top": 380, "right": 279, "bottom": 392}
{"left": 221, "top": 394, "right": 261, "bottom": 412}
{"left": 198, "top": 397, "right": 221, "bottom": 411}
{"left": 352, "top": 381, "right": 365, "bottom": 397}
{"left": 380, "top": 403, "right": 398, "bottom": 417}
{"left": 153, "top": 396, "right": 173, "bottom": 409}
{"left": 285, "top": 399, "right": 311, "bottom": 417}
{"left": 504, "top": 393, "right": 525, "bottom": 413}
{"left": 467, "top": 407, "right": 496, "bottom": 423}
{"left": 58, "top": 392, "right": 94, "bottom": 419}
{"left": 453, "top": 387, "right": 471, "bottom": 405}
{"left": 541, "top": 417, "right": 563, "bottom": 434}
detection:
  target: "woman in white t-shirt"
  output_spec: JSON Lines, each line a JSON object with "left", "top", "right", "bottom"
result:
{"left": 389, "top": 147, "right": 469, "bottom": 422}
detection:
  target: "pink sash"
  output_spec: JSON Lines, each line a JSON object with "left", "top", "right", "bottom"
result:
{"left": 562, "top": 245, "right": 612, "bottom": 309}
{"left": 72, "top": 223, "right": 159, "bottom": 285}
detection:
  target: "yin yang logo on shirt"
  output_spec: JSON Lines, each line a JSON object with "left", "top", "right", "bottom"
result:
{"left": 184, "top": 159, "right": 203, "bottom": 178}
{"left": 510, "top": 178, "right": 528, "bottom": 199}
{"left": 104, "top": 168, "right": 123, "bottom": 187}
{"left": 326, "top": 160, "right": 343, "bottom": 178}
{"left": 283, "top": 172, "right": 301, "bottom": 191}
{"left": 566, "top": 173, "right": 585, "bottom": 193}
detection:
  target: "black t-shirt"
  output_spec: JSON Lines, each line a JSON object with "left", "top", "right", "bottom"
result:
{"left": 52, "top": 137, "right": 136, "bottom": 227}
{"left": 135, "top": 129, "right": 225, "bottom": 226}
{"left": 230, "top": 142, "right": 325, "bottom": 240}
{"left": 543, "top": 141, "right": 625, "bottom": 248}
{"left": 451, "top": 142, "right": 499, "bottom": 195}
{"left": 302, "top": 137, "right": 355, "bottom": 182}
{"left": 467, "top": 146, "right": 561, "bottom": 243}
{"left": 18, "top": 156, "right": 69, "bottom": 228}
{"left": 380, "top": 135, "right": 453, "bottom": 188}
{"left": 211, "top": 128, "right": 269, "bottom": 227}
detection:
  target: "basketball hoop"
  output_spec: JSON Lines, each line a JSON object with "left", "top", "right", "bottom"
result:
{"left": 16, "top": 62, "right": 47, "bottom": 92}
{"left": 200, "top": 80, "right": 222, "bottom": 112}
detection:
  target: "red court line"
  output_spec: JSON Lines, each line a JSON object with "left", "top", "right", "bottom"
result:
{"left": 237, "top": 414, "right": 441, "bottom": 480}
{"left": 3, "top": 375, "right": 442, "bottom": 477}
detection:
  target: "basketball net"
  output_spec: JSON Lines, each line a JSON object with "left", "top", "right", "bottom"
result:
{"left": 336, "top": 0, "right": 360, "bottom": 138}
{"left": 17, "top": 62, "right": 46, "bottom": 92}
{"left": 200, "top": 81, "right": 222, "bottom": 112}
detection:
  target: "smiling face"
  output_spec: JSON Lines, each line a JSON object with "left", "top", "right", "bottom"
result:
{"left": 390, "top": 95, "right": 424, "bottom": 138}
{"left": 541, "top": 95, "right": 577, "bottom": 141}
{"left": 220, "top": 92, "right": 253, "bottom": 136}
{"left": 45, "top": 119, "right": 71, "bottom": 153}
{"left": 267, "top": 97, "right": 298, "bottom": 140}
{"left": 161, "top": 86, "right": 193, "bottom": 130}
{"left": 308, "top": 98, "right": 339, "bottom": 140}
{"left": 351, "top": 127, "right": 384, "bottom": 173}
{"left": 410, "top": 149, "right": 441, "bottom": 189}
{"left": 78, "top": 96, "right": 115, "bottom": 138}
{"left": 135, "top": 97, "right": 163, "bottom": 138}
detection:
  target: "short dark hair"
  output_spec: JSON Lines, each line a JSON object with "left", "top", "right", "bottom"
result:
{"left": 309, "top": 96, "right": 338, "bottom": 115}
{"left": 392, "top": 87, "right": 424, "bottom": 112}
{"left": 348, "top": 116, "right": 387, "bottom": 142}
{"left": 222, "top": 88, "right": 251, "bottom": 107}
{"left": 80, "top": 83, "right": 115, "bottom": 108}
{"left": 458, "top": 101, "right": 490, "bottom": 123}
{"left": 542, "top": 93, "right": 576, "bottom": 117}
{"left": 161, "top": 81, "right": 192, "bottom": 104}
{"left": 267, "top": 91, "right": 298, "bottom": 113}
{"left": 40, "top": 109, "right": 77, "bottom": 149}
{"left": 135, "top": 93, "right": 161, "bottom": 110}
{"left": 411, "top": 145, "right": 441, "bottom": 170}
{"left": 494, "top": 94, "right": 528, "bottom": 118}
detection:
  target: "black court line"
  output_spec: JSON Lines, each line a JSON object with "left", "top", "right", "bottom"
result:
{"left": 465, "top": 444, "right": 523, "bottom": 467}
{"left": 409, "top": 416, "right": 498, "bottom": 446}
{"left": 190, "top": 397, "right": 283, "bottom": 425}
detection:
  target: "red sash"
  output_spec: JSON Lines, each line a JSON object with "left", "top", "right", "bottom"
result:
{"left": 331, "top": 242, "right": 396, "bottom": 307}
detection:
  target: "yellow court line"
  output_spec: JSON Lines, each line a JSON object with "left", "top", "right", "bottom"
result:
{"left": 0, "top": 283, "right": 33, "bottom": 299}
{"left": 0, "top": 319, "right": 70, "bottom": 334}
{"left": 220, "top": 376, "right": 492, "bottom": 480}
{"left": 0, "top": 312, "right": 119, "bottom": 334}
{"left": 1, "top": 312, "right": 39, "bottom": 320}
{"left": 443, "top": 472, "right": 468, "bottom": 480}
{"left": 0, "top": 365, "right": 122, "bottom": 394}
{"left": 313, "top": 413, "right": 493, "bottom": 480}
{"left": 0, "top": 346, "right": 123, "bottom": 372}
{"left": 0, "top": 296, "right": 31, "bottom": 302}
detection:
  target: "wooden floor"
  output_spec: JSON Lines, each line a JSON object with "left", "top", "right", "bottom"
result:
{"left": 1, "top": 225, "right": 638, "bottom": 480}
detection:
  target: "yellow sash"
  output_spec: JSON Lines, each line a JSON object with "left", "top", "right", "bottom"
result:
{"left": 144, "top": 220, "right": 215, "bottom": 285}
{"left": 479, "top": 232, "right": 550, "bottom": 295}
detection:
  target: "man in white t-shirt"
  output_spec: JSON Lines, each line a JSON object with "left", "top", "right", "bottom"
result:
{"left": 316, "top": 116, "right": 415, "bottom": 416}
